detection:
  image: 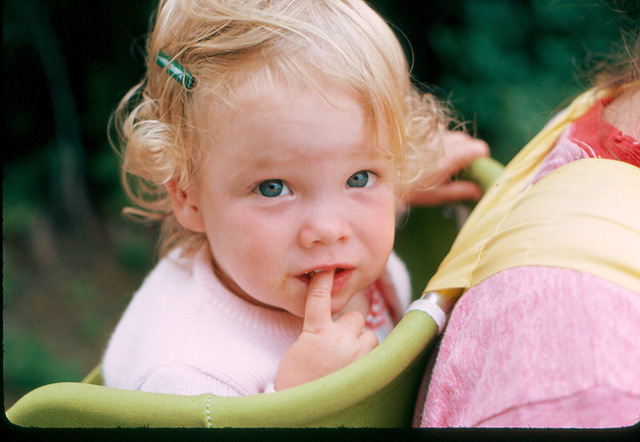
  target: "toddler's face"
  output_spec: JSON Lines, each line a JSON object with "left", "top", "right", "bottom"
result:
{"left": 191, "top": 78, "right": 396, "bottom": 317}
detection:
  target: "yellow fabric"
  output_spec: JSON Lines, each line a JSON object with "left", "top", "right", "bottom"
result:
{"left": 426, "top": 88, "right": 640, "bottom": 295}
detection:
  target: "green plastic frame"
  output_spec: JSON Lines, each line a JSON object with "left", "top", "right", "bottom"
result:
{"left": 7, "top": 311, "right": 437, "bottom": 428}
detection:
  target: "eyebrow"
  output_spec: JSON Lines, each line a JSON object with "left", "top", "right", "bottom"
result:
{"left": 224, "top": 153, "right": 283, "bottom": 184}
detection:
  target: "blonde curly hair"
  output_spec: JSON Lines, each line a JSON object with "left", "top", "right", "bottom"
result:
{"left": 111, "top": 0, "right": 454, "bottom": 257}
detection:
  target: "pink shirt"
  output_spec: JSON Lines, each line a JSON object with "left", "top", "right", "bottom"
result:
{"left": 103, "top": 245, "right": 411, "bottom": 396}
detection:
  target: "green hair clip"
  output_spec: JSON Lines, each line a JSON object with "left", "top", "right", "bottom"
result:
{"left": 156, "top": 50, "right": 195, "bottom": 90}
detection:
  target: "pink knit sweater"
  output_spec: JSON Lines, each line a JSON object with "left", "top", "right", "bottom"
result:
{"left": 103, "top": 245, "right": 411, "bottom": 396}
{"left": 417, "top": 100, "right": 640, "bottom": 427}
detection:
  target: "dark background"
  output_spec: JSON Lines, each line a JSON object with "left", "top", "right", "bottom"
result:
{"left": 3, "top": 0, "right": 635, "bottom": 410}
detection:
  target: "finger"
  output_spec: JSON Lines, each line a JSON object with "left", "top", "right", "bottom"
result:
{"left": 438, "top": 132, "right": 490, "bottom": 176}
{"left": 408, "top": 181, "right": 483, "bottom": 206}
{"left": 303, "top": 270, "right": 335, "bottom": 333}
{"left": 442, "top": 131, "right": 490, "bottom": 157}
{"left": 334, "top": 310, "right": 366, "bottom": 331}
{"left": 357, "top": 330, "right": 379, "bottom": 356}
{"left": 413, "top": 133, "right": 490, "bottom": 191}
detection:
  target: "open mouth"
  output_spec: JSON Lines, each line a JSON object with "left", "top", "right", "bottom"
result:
{"left": 303, "top": 267, "right": 345, "bottom": 276}
{"left": 295, "top": 267, "right": 348, "bottom": 286}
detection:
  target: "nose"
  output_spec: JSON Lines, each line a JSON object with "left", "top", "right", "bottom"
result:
{"left": 298, "top": 205, "right": 353, "bottom": 248}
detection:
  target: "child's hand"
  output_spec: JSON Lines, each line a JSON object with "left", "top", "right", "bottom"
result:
{"left": 408, "top": 131, "right": 490, "bottom": 206}
{"left": 274, "top": 271, "right": 378, "bottom": 391}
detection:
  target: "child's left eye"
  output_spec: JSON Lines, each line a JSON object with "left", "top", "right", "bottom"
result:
{"left": 346, "top": 170, "right": 376, "bottom": 188}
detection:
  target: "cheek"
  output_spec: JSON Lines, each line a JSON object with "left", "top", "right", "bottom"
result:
{"left": 364, "top": 193, "right": 396, "bottom": 249}
{"left": 372, "top": 216, "right": 396, "bottom": 266}
{"left": 208, "top": 211, "right": 287, "bottom": 285}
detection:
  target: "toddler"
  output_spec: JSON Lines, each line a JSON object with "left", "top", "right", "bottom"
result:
{"left": 104, "top": 0, "right": 487, "bottom": 396}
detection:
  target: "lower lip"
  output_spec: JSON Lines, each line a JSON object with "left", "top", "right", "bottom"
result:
{"left": 296, "top": 268, "right": 353, "bottom": 295}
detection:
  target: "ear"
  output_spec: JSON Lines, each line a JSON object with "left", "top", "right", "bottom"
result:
{"left": 166, "top": 179, "right": 206, "bottom": 233}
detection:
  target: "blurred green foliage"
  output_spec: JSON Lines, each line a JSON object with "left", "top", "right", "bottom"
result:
{"left": 2, "top": 0, "right": 633, "bottom": 409}
{"left": 425, "top": 0, "right": 622, "bottom": 163}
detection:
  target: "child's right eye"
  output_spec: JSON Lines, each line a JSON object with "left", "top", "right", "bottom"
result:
{"left": 254, "top": 180, "right": 292, "bottom": 198}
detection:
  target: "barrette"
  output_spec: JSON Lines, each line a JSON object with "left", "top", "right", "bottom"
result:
{"left": 156, "top": 50, "right": 195, "bottom": 90}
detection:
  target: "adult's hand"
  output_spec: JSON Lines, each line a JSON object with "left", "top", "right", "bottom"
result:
{"left": 407, "top": 131, "right": 490, "bottom": 206}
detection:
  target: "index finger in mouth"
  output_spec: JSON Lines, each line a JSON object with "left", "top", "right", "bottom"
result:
{"left": 302, "top": 270, "right": 335, "bottom": 332}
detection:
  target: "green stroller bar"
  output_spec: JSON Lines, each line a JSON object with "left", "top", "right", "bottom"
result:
{"left": 6, "top": 311, "right": 438, "bottom": 427}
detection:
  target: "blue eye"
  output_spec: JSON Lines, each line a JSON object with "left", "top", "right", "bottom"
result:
{"left": 256, "top": 180, "right": 291, "bottom": 197}
{"left": 347, "top": 170, "right": 375, "bottom": 188}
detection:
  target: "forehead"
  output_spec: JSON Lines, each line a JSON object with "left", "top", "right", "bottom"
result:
{"left": 194, "top": 75, "right": 384, "bottom": 153}
{"left": 208, "top": 73, "right": 366, "bottom": 116}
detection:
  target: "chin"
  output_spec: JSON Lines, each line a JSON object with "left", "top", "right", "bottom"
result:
{"left": 330, "top": 293, "right": 356, "bottom": 316}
